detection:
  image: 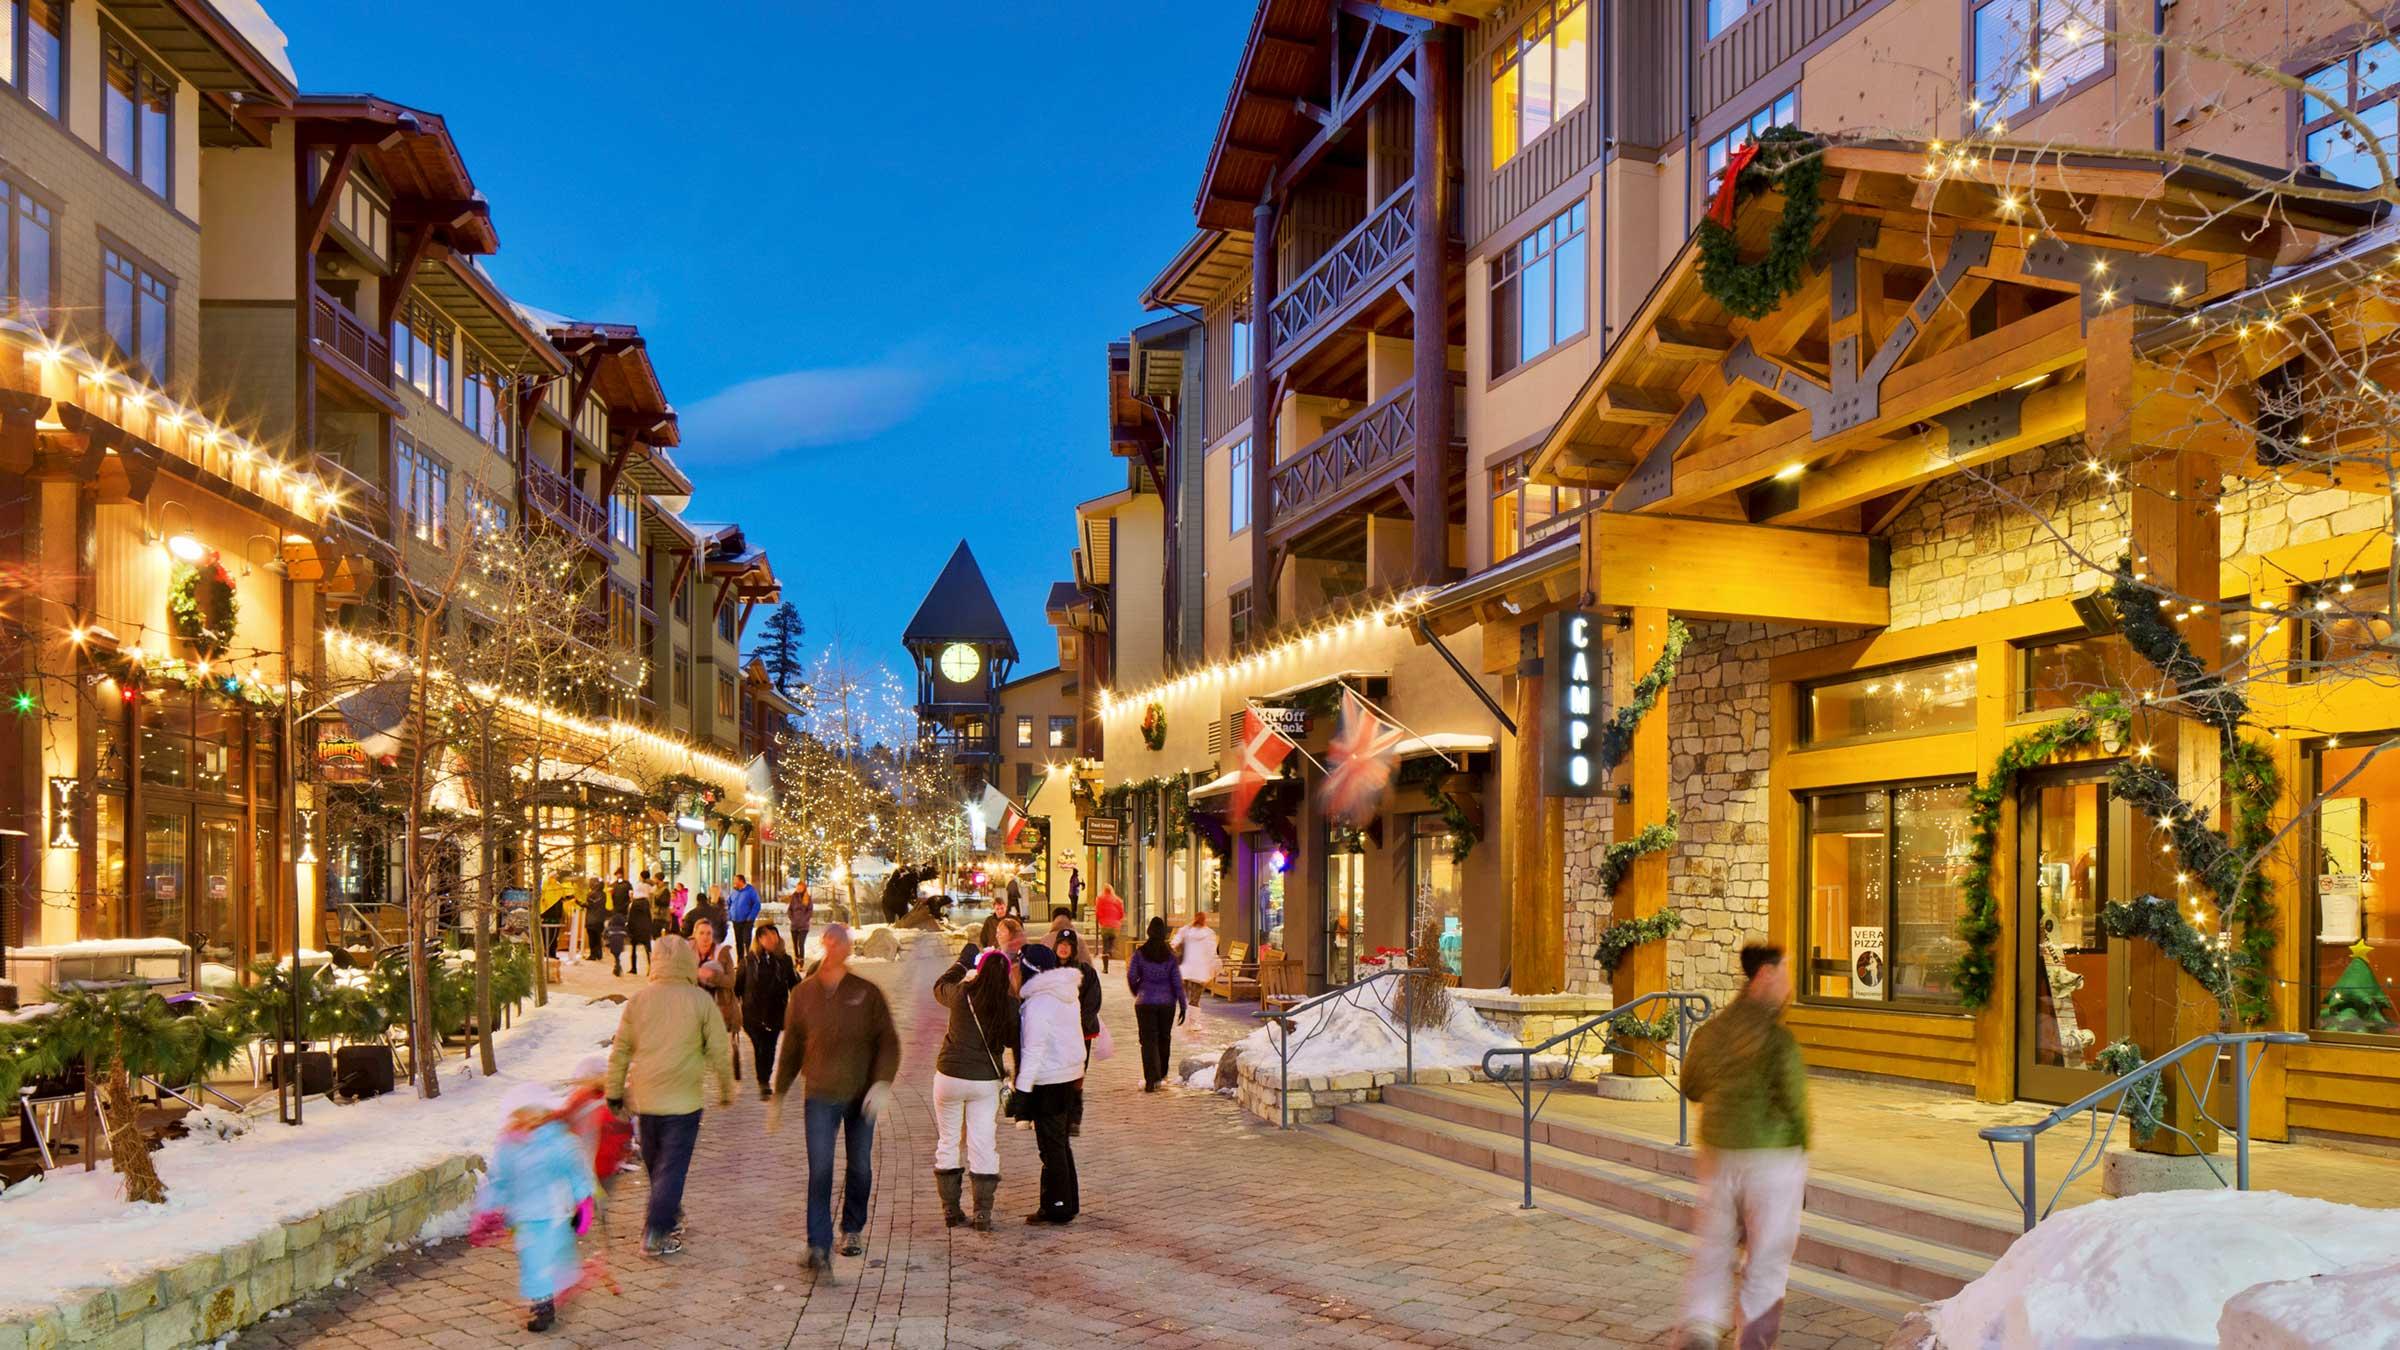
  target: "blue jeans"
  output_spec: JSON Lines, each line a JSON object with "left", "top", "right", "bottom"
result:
{"left": 803, "top": 1094, "right": 875, "bottom": 1251}
{"left": 636, "top": 1110, "right": 702, "bottom": 1242}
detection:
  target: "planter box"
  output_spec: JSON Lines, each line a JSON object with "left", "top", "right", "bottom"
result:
{"left": 334, "top": 1045, "right": 395, "bottom": 1099}
{"left": 269, "top": 1050, "right": 333, "bottom": 1097}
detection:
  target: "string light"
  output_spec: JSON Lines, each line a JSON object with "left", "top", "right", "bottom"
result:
{"left": 1097, "top": 588, "right": 1437, "bottom": 719}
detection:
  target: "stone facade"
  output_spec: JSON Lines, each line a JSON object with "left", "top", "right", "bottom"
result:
{"left": 0, "top": 1155, "right": 480, "bottom": 1350}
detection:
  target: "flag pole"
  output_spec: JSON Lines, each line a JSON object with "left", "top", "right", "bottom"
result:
{"left": 1333, "top": 680, "right": 1462, "bottom": 770}
{"left": 1241, "top": 699, "right": 1328, "bottom": 774}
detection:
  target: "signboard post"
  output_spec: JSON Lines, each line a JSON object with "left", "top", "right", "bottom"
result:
{"left": 1540, "top": 610, "right": 1607, "bottom": 797}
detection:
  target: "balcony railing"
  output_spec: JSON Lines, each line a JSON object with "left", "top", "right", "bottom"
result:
{"left": 1269, "top": 181, "right": 1415, "bottom": 354}
{"left": 1269, "top": 374, "right": 1462, "bottom": 535}
{"left": 310, "top": 286, "right": 390, "bottom": 390}
{"left": 309, "top": 452, "right": 388, "bottom": 536}
{"left": 524, "top": 458, "right": 609, "bottom": 544}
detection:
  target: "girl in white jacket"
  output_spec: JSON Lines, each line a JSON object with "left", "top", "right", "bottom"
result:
{"left": 1013, "top": 943, "right": 1084, "bottom": 1224}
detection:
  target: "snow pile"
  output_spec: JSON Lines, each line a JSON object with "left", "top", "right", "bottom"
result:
{"left": 415, "top": 1203, "right": 474, "bottom": 1246}
{"left": 1233, "top": 985, "right": 1516, "bottom": 1079}
{"left": 1930, "top": 1190, "right": 2400, "bottom": 1349}
{"left": 2220, "top": 1262, "right": 2400, "bottom": 1350}
{"left": 0, "top": 992, "right": 622, "bottom": 1320}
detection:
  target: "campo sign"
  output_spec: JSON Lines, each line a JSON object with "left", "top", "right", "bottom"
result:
{"left": 1541, "top": 610, "right": 1607, "bottom": 797}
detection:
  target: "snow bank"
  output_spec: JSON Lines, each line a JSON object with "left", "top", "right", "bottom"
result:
{"left": 1930, "top": 1190, "right": 2400, "bottom": 1349}
{"left": 0, "top": 991, "right": 622, "bottom": 1319}
{"left": 1234, "top": 984, "right": 1515, "bottom": 1079}
{"left": 2220, "top": 1262, "right": 2400, "bottom": 1350}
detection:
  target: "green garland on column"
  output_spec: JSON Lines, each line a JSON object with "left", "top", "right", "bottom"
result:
{"left": 1398, "top": 757, "right": 1481, "bottom": 863}
{"left": 1593, "top": 904, "right": 1683, "bottom": 974}
{"left": 1695, "top": 126, "right": 1826, "bottom": 320}
{"left": 1950, "top": 693, "right": 2132, "bottom": 1010}
{"left": 1597, "top": 813, "right": 1680, "bottom": 900}
{"left": 1597, "top": 619, "right": 1691, "bottom": 778}
{"left": 2100, "top": 895, "right": 2235, "bottom": 1005}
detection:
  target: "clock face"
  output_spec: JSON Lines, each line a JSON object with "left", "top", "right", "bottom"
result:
{"left": 939, "top": 643, "right": 981, "bottom": 684}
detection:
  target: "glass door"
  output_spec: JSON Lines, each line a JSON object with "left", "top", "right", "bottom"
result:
{"left": 194, "top": 813, "right": 243, "bottom": 976}
{"left": 1326, "top": 844, "right": 1364, "bottom": 986}
{"left": 1409, "top": 816, "right": 1464, "bottom": 977}
{"left": 2016, "top": 769, "right": 2132, "bottom": 1102}
{"left": 140, "top": 810, "right": 188, "bottom": 943}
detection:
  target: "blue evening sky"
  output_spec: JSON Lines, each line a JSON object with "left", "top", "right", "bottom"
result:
{"left": 272, "top": 2, "right": 1250, "bottom": 674}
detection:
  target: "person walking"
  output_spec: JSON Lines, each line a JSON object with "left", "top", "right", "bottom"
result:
{"left": 727, "top": 874, "right": 762, "bottom": 956}
{"left": 1676, "top": 945, "right": 1810, "bottom": 1350}
{"left": 1012, "top": 942, "right": 1084, "bottom": 1225}
{"left": 474, "top": 1084, "right": 596, "bottom": 1333}
{"left": 624, "top": 882, "right": 655, "bottom": 976}
{"left": 1173, "top": 909, "right": 1220, "bottom": 1005}
{"left": 1094, "top": 883, "right": 1125, "bottom": 973}
{"left": 735, "top": 923, "right": 799, "bottom": 1100}
{"left": 669, "top": 881, "right": 690, "bottom": 932}
{"left": 604, "top": 934, "right": 734, "bottom": 1260}
{"left": 1127, "top": 917, "right": 1187, "bottom": 1091}
{"left": 693, "top": 918, "right": 742, "bottom": 1083}
{"left": 583, "top": 877, "right": 607, "bottom": 962}
{"left": 604, "top": 906, "right": 629, "bottom": 978}
{"left": 930, "top": 944, "right": 1015, "bottom": 1230}
{"left": 788, "top": 880, "right": 815, "bottom": 962}
{"left": 1053, "top": 928, "right": 1102, "bottom": 1136}
{"left": 609, "top": 868, "right": 634, "bottom": 933}
{"left": 768, "top": 924, "right": 901, "bottom": 1272}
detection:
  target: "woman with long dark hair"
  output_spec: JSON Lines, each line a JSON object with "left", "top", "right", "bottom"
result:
{"left": 930, "top": 944, "right": 1016, "bottom": 1229}
{"left": 1126, "top": 917, "right": 1187, "bottom": 1091}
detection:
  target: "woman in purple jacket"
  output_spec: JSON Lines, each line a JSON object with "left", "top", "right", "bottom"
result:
{"left": 1125, "top": 917, "right": 1188, "bottom": 1091}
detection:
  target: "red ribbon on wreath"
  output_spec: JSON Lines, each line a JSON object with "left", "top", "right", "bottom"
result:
{"left": 1707, "top": 140, "right": 1761, "bottom": 228}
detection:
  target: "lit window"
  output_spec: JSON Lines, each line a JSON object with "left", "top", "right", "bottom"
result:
{"left": 1803, "top": 782, "right": 1973, "bottom": 1004}
{"left": 2311, "top": 735, "right": 2400, "bottom": 1037}
{"left": 102, "top": 33, "right": 173, "bottom": 199}
{"left": 1049, "top": 715, "right": 1076, "bottom": 749}
{"left": 4, "top": 1, "right": 66, "bottom": 118}
{"left": 1490, "top": 456, "right": 1589, "bottom": 563}
{"left": 102, "top": 247, "right": 171, "bottom": 383}
{"left": 2302, "top": 42, "right": 2400, "bottom": 187}
{"left": 1, "top": 178, "right": 52, "bottom": 323}
{"left": 1971, "top": 0, "right": 2105, "bottom": 127}
{"left": 1803, "top": 656, "right": 1978, "bottom": 744}
{"left": 1703, "top": 90, "right": 1800, "bottom": 197}
{"left": 1490, "top": 0, "right": 1589, "bottom": 167}
{"left": 1016, "top": 715, "right": 1035, "bottom": 748}
{"left": 1229, "top": 438, "right": 1253, "bottom": 535}
{"left": 1490, "top": 200, "right": 1588, "bottom": 375}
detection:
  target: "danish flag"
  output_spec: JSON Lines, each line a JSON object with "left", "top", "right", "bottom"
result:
{"left": 1229, "top": 706, "right": 1297, "bottom": 824}
{"left": 1320, "top": 689, "right": 1408, "bottom": 827}
{"left": 999, "top": 801, "right": 1029, "bottom": 849}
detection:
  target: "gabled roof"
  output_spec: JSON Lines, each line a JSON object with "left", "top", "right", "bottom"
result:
{"left": 282, "top": 95, "right": 500, "bottom": 254}
{"left": 903, "top": 541, "right": 1018, "bottom": 658}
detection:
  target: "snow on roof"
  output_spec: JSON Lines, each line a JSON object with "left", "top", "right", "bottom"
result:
{"left": 509, "top": 299, "right": 578, "bottom": 334}
{"left": 203, "top": 0, "right": 296, "bottom": 89}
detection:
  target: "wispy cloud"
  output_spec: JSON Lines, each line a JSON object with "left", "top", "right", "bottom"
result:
{"left": 677, "top": 361, "right": 937, "bottom": 463}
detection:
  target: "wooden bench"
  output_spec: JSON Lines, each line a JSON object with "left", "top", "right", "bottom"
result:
{"left": 1256, "top": 947, "right": 1305, "bottom": 1013}
{"left": 1208, "top": 940, "right": 1260, "bottom": 1002}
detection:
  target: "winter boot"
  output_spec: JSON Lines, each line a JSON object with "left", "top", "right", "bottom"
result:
{"left": 527, "top": 1300, "right": 556, "bottom": 1333}
{"left": 969, "top": 1173, "right": 999, "bottom": 1231}
{"left": 935, "top": 1168, "right": 966, "bottom": 1227}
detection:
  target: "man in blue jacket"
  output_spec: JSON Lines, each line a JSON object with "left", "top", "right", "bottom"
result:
{"left": 727, "top": 874, "right": 762, "bottom": 957}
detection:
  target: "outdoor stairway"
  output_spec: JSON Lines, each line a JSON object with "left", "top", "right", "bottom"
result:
{"left": 1330, "top": 1081, "right": 2019, "bottom": 1305}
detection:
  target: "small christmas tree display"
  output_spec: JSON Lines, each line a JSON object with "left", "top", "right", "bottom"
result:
{"left": 2318, "top": 941, "right": 2397, "bottom": 1035}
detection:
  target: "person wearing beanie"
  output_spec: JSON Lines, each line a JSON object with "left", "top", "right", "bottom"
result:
{"left": 1052, "top": 928, "right": 1104, "bottom": 1136}
{"left": 769, "top": 923, "right": 902, "bottom": 1272}
{"left": 736, "top": 923, "right": 800, "bottom": 1099}
{"left": 1013, "top": 940, "right": 1085, "bottom": 1224}
{"left": 475, "top": 1083, "right": 595, "bottom": 1332}
{"left": 1126, "top": 916, "right": 1188, "bottom": 1091}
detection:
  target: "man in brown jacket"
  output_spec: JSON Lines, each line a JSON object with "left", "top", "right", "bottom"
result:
{"left": 766, "top": 924, "right": 900, "bottom": 1271}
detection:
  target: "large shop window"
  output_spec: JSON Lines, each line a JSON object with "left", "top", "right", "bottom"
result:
{"left": 1490, "top": 200, "right": 1588, "bottom": 377}
{"left": 101, "top": 32, "right": 172, "bottom": 199}
{"left": 1803, "top": 782, "right": 1973, "bottom": 1005}
{"left": 2018, "top": 631, "right": 2139, "bottom": 714}
{"left": 2312, "top": 735, "right": 2400, "bottom": 1037}
{"left": 1803, "top": 655, "right": 1977, "bottom": 745}
{"left": 2301, "top": 42, "right": 2400, "bottom": 189}
{"left": 1970, "top": 0, "right": 2105, "bottom": 128}
{"left": 1410, "top": 815, "right": 1465, "bottom": 976}
{"left": 1489, "top": 1, "right": 1589, "bottom": 168}
{"left": 4, "top": 0, "right": 66, "bottom": 117}
{"left": 2306, "top": 576, "right": 2395, "bottom": 672}
{"left": 3, "top": 178, "right": 52, "bottom": 321}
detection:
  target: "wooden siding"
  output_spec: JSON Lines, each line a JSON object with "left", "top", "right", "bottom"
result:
{"left": 2284, "top": 1027, "right": 2400, "bottom": 1144}
{"left": 1699, "top": 0, "right": 1885, "bottom": 127}
{"left": 1788, "top": 1001, "right": 1978, "bottom": 1089}
{"left": 1203, "top": 288, "right": 1250, "bottom": 445}
{"left": 1468, "top": 0, "right": 1605, "bottom": 250}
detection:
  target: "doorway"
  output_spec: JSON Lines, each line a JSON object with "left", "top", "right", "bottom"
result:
{"left": 1325, "top": 842, "right": 1364, "bottom": 986}
{"left": 2015, "top": 768, "right": 2132, "bottom": 1102}
{"left": 138, "top": 806, "right": 248, "bottom": 978}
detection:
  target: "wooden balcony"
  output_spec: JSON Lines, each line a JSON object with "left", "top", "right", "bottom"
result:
{"left": 309, "top": 286, "right": 402, "bottom": 415}
{"left": 523, "top": 458, "right": 611, "bottom": 551}
{"left": 310, "top": 452, "right": 389, "bottom": 539}
{"left": 1268, "top": 181, "right": 1414, "bottom": 369}
{"left": 1267, "top": 373, "right": 1463, "bottom": 545}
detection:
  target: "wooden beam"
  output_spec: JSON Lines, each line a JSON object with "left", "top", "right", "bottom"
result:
{"left": 378, "top": 223, "right": 438, "bottom": 332}
{"left": 1585, "top": 513, "right": 1889, "bottom": 626}
{"left": 1767, "top": 376, "right": 2089, "bottom": 523}
{"left": 1645, "top": 319, "right": 1734, "bottom": 363}
{"left": 300, "top": 142, "right": 361, "bottom": 256}
{"left": 1594, "top": 385, "right": 1682, "bottom": 426}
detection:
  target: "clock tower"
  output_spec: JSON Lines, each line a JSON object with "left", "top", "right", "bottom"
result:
{"left": 903, "top": 540, "right": 1018, "bottom": 788}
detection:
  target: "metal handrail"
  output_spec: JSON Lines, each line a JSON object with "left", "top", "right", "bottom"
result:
{"left": 1978, "top": 1030, "right": 2307, "bottom": 1231}
{"left": 1256, "top": 966, "right": 1433, "bottom": 1130}
{"left": 1480, "top": 989, "right": 1714, "bottom": 1209}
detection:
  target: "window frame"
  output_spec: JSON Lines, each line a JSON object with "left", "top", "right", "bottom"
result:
{"left": 2305, "top": 729, "right": 2400, "bottom": 1044}
{"left": 1489, "top": 198, "right": 1590, "bottom": 378}
{"left": 1706, "top": 0, "right": 1755, "bottom": 40}
{"left": 99, "top": 26, "right": 173, "bottom": 200}
{"left": 1965, "top": 0, "right": 2112, "bottom": 132}
{"left": 393, "top": 433, "right": 450, "bottom": 550}
{"left": 2014, "top": 628, "right": 2141, "bottom": 716}
{"left": 1489, "top": 452, "right": 1593, "bottom": 563}
{"left": 2295, "top": 38, "right": 2400, "bottom": 188}
{"left": 1015, "top": 715, "right": 1035, "bottom": 749}
{"left": 461, "top": 348, "right": 513, "bottom": 455}
{"left": 100, "top": 241, "right": 173, "bottom": 385}
{"left": 1797, "top": 775, "right": 1979, "bottom": 1013}
{"left": 1049, "top": 715, "right": 1076, "bottom": 750}
{"left": 1799, "top": 652, "right": 1980, "bottom": 748}
{"left": 1701, "top": 89, "right": 1800, "bottom": 202}
{"left": 1229, "top": 586, "right": 1253, "bottom": 651}
{"left": 1489, "top": 0, "right": 1591, "bottom": 169}
{"left": 1229, "top": 304, "right": 1252, "bottom": 387}
{"left": 1228, "top": 437, "right": 1253, "bottom": 536}
{"left": 1, "top": 173, "right": 56, "bottom": 325}
{"left": 4, "top": 0, "right": 68, "bottom": 121}
{"left": 391, "top": 297, "right": 457, "bottom": 413}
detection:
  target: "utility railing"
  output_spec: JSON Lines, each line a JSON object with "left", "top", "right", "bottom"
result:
{"left": 1479, "top": 990, "right": 1714, "bottom": 1209}
{"left": 1256, "top": 966, "right": 1434, "bottom": 1129}
{"left": 1978, "top": 1030, "right": 2308, "bottom": 1231}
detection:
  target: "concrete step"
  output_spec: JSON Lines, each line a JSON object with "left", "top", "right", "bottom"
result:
{"left": 1335, "top": 1100, "right": 1994, "bottom": 1304}
{"left": 1380, "top": 1082, "right": 2024, "bottom": 1260}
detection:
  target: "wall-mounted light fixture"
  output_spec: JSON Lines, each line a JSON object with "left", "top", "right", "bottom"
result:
{"left": 296, "top": 807, "right": 319, "bottom": 864}
{"left": 47, "top": 777, "right": 81, "bottom": 849}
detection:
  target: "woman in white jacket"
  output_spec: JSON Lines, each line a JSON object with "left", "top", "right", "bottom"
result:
{"left": 1013, "top": 942, "right": 1085, "bottom": 1224}
{"left": 1173, "top": 909, "right": 1220, "bottom": 1004}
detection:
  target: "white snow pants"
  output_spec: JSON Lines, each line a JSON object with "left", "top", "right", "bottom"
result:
{"left": 1680, "top": 1146, "right": 1807, "bottom": 1346}
{"left": 931, "top": 1072, "right": 1000, "bottom": 1174}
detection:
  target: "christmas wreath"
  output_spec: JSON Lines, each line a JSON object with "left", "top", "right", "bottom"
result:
{"left": 167, "top": 550, "right": 239, "bottom": 656}
{"left": 1140, "top": 702, "right": 1167, "bottom": 751}
{"left": 1695, "top": 125, "right": 1825, "bottom": 320}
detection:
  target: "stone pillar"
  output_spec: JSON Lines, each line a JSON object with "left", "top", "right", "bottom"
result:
{"left": 1410, "top": 28, "right": 1454, "bottom": 586}
{"left": 1611, "top": 607, "right": 1674, "bottom": 1076}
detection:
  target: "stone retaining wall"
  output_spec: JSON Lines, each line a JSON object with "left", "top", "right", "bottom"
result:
{"left": 1, "top": 1154, "right": 481, "bottom": 1350}
{"left": 1235, "top": 1060, "right": 1492, "bottom": 1125}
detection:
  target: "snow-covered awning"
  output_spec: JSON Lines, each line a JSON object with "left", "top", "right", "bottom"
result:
{"left": 511, "top": 761, "right": 644, "bottom": 798}
{"left": 1259, "top": 668, "right": 1389, "bottom": 701}
{"left": 1395, "top": 733, "right": 1494, "bottom": 762}
{"left": 1187, "top": 770, "right": 1241, "bottom": 801}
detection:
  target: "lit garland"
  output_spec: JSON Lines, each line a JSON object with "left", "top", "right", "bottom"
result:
{"left": 2101, "top": 895, "right": 2235, "bottom": 1006}
{"left": 1597, "top": 619, "right": 1690, "bottom": 779}
{"left": 1397, "top": 755, "right": 1480, "bottom": 862}
{"left": 166, "top": 551, "right": 239, "bottom": 656}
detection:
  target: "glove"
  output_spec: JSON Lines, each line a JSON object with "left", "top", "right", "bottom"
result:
{"left": 862, "top": 1082, "right": 892, "bottom": 1123}
{"left": 1177, "top": 1008, "right": 1187, "bottom": 1026}
{"left": 764, "top": 1097, "right": 784, "bottom": 1136}
{"left": 573, "top": 1197, "right": 596, "bottom": 1236}
{"left": 605, "top": 1098, "right": 623, "bottom": 1115}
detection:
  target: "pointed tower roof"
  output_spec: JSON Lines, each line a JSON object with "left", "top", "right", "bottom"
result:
{"left": 903, "top": 540, "right": 1018, "bottom": 659}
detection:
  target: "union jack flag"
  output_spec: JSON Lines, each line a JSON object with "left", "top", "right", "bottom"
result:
{"left": 1320, "top": 689, "right": 1406, "bottom": 827}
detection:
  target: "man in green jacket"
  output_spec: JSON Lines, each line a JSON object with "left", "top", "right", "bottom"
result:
{"left": 1677, "top": 944, "right": 1809, "bottom": 1350}
{"left": 606, "top": 934, "right": 735, "bottom": 1259}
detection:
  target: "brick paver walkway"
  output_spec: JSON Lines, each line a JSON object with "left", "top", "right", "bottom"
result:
{"left": 235, "top": 939, "right": 1896, "bottom": 1349}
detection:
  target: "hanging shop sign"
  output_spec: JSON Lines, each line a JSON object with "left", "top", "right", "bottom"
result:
{"left": 1082, "top": 815, "right": 1122, "bottom": 846}
{"left": 1541, "top": 610, "right": 1607, "bottom": 796}
{"left": 315, "top": 724, "right": 370, "bottom": 785}
{"left": 1850, "top": 927, "right": 1887, "bottom": 999}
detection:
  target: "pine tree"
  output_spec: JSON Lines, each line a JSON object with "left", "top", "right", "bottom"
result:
{"left": 750, "top": 601, "right": 809, "bottom": 698}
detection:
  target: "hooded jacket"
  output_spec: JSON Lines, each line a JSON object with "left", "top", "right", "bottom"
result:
{"left": 1014, "top": 965, "right": 1089, "bottom": 1091}
{"left": 736, "top": 942, "right": 799, "bottom": 1031}
{"left": 605, "top": 936, "right": 736, "bottom": 1117}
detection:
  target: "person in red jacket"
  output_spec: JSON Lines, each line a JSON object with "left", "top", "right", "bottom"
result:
{"left": 1094, "top": 883, "right": 1126, "bottom": 972}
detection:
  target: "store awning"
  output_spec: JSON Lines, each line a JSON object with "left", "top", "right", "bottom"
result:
{"left": 513, "top": 760, "right": 644, "bottom": 798}
{"left": 1187, "top": 770, "right": 1241, "bottom": 801}
{"left": 1395, "top": 733, "right": 1494, "bottom": 762}
{"left": 1259, "top": 668, "right": 1389, "bottom": 701}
